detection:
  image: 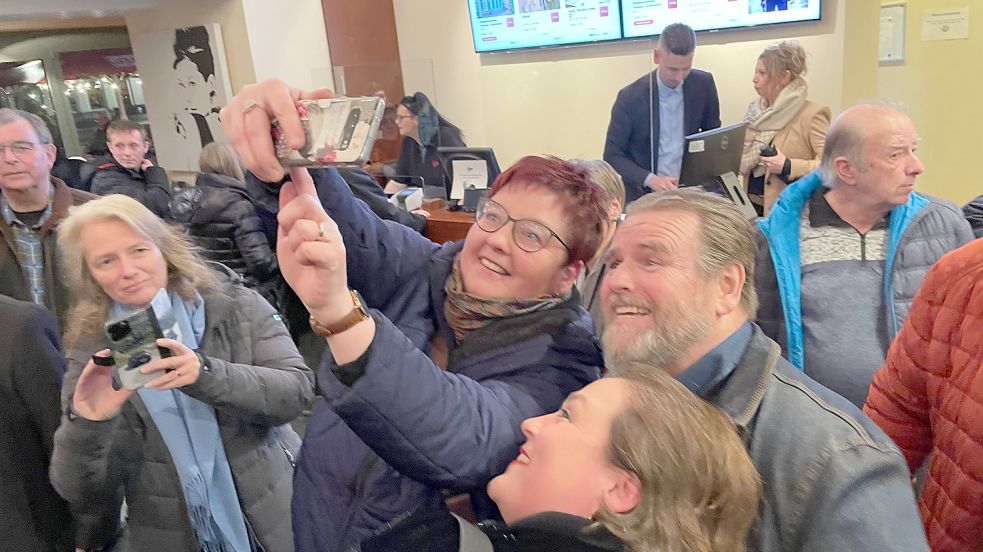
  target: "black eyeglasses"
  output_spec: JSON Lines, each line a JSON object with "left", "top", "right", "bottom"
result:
{"left": 475, "top": 197, "right": 571, "bottom": 254}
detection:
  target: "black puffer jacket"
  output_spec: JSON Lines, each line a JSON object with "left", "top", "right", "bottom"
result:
{"left": 963, "top": 194, "right": 983, "bottom": 238}
{"left": 90, "top": 159, "right": 172, "bottom": 218}
{"left": 359, "top": 510, "right": 623, "bottom": 551}
{"left": 171, "top": 173, "right": 280, "bottom": 306}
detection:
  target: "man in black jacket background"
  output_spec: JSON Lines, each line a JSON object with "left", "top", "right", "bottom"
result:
{"left": 603, "top": 23, "right": 720, "bottom": 203}
{"left": 90, "top": 119, "right": 171, "bottom": 218}
{"left": 0, "top": 295, "right": 74, "bottom": 551}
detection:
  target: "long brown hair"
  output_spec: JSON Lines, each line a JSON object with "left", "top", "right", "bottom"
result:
{"left": 58, "top": 194, "right": 219, "bottom": 347}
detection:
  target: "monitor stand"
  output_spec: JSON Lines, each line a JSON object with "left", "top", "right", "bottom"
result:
{"left": 701, "top": 172, "right": 759, "bottom": 220}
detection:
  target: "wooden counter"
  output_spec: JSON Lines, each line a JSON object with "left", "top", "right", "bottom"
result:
{"left": 425, "top": 207, "right": 475, "bottom": 244}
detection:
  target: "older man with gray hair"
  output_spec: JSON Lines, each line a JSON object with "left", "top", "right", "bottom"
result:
{"left": 0, "top": 108, "right": 94, "bottom": 328}
{"left": 754, "top": 103, "right": 972, "bottom": 407}
{"left": 601, "top": 187, "right": 929, "bottom": 551}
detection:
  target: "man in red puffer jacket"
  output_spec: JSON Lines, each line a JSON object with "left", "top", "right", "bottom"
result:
{"left": 865, "top": 237, "right": 983, "bottom": 552}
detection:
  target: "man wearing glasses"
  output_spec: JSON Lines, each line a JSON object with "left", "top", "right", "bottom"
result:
{"left": 0, "top": 108, "right": 94, "bottom": 328}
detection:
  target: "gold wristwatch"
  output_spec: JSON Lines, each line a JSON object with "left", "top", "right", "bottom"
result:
{"left": 309, "top": 289, "right": 369, "bottom": 337}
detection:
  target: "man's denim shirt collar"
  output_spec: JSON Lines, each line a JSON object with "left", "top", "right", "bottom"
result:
{"left": 678, "top": 321, "right": 754, "bottom": 397}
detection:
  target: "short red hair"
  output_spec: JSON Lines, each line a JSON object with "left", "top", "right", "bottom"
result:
{"left": 490, "top": 155, "right": 607, "bottom": 265}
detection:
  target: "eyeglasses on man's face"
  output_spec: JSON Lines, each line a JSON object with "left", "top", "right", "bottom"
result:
{"left": 475, "top": 197, "right": 571, "bottom": 254}
{"left": 0, "top": 141, "right": 40, "bottom": 159}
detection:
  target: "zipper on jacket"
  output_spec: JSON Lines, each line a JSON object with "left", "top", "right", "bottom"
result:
{"left": 278, "top": 440, "right": 296, "bottom": 468}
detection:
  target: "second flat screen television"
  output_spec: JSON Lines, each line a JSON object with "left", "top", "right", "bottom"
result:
{"left": 468, "top": 0, "right": 822, "bottom": 53}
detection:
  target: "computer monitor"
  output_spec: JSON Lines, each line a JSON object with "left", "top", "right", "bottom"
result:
{"left": 679, "top": 122, "right": 747, "bottom": 188}
{"left": 438, "top": 147, "right": 502, "bottom": 199}
{"left": 677, "top": 122, "right": 757, "bottom": 219}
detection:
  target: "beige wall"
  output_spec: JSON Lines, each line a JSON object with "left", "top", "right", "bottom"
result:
{"left": 392, "top": 0, "right": 878, "bottom": 172}
{"left": 879, "top": 1, "right": 980, "bottom": 204}
{"left": 242, "top": 0, "right": 334, "bottom": 91}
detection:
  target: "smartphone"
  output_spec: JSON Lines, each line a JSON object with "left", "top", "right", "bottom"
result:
{"left": 273, "top": 97, "right": 385, "bottom": 167}
{"left": 104, "top": 307, "right": 171, "bottom": 390}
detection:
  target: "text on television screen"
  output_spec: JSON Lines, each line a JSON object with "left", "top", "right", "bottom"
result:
{"left": 622, "top": 0, "right": 821, "bottom": 39}
{"left": 469, "top": 0, "right": 623, "bottom": 53}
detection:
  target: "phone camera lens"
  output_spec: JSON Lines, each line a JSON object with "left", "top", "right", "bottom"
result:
{"left": 108, "top": 321, "right": 132, "bottom": 341}
{"left": 127, "top": 351, "right": 152, "bottom": 370}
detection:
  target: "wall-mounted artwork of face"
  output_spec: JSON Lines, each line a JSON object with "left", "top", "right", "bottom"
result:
{"left": 131, "top": 23, "right": 232, "bottom": 171}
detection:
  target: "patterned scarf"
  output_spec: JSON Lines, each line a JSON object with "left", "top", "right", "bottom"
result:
{"left": 443, "top": 255, "right": 570, "bottom": 343}
{"left": 740, "top": 77, "right": 809, "bottom": 178}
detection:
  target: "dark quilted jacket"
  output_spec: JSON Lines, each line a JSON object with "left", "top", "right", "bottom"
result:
{"left": 50, "top": 278, "right": 314, "bottom": 551}
{"left": 90, "top": 159, "right": 172, "bottom": 218}
{"left": 171, "top": 172, "right": 279, "bottom": 306}
{"left": 963, "top": 194, "right": 983, "bottom": 238}
{"left": 864, "top": 238, "right": 983, "bottom": 551}
{"left": 291, "top": 169, "right": 603, "bottom": 552}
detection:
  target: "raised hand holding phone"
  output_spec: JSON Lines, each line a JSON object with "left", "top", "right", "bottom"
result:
{"left": 277, "top": 167, "right": 352, "bottom": 324}
{"left": 220, "top": 79, "right": 334, "bottom": 182}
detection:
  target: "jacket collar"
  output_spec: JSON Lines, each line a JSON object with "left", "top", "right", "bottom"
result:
{"left": 41, "top": 177, "right": 74, "bottom": 235}
{"left": 762, "top": 170, "right": 929, "bottom": 236}
{"left": 706, "top": 325, "right": 782, "bottom": 436}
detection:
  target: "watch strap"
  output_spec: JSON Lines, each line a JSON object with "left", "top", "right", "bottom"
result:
{"left": 309, "top": 289, "right": 370, "bottom": 337}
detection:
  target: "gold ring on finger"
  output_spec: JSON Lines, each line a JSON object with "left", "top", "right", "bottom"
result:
{"left": 241, "top": 99, "right": 262, "bottom": 115}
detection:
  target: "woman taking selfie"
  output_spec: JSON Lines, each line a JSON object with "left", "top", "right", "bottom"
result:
{"left": 49, "top": 195, "right": 313, "bottom": 552}
{"left": 360, "top": 368, "right": 763, "bottom": 551}
{"left": 221, "top": 79, "right": 607, "bottom": 552}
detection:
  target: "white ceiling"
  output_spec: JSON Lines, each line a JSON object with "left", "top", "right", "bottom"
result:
{"left": 0, "top": 0, "right": 158, "bottom": 22}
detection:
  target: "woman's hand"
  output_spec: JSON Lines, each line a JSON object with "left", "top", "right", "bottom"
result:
{"left": 220, "top": 78, "right": 334, "bottom": 182}
{"left": 72, "top": 350, "right": 134, "bottom": 421}
{"left": 277, "top": 167, "right": 353, "bottom": 324}
{"left": 142, "top": 339, "right": 202, "bottom": 391}
{"left": 759, "top": 147, "right": 788, "bottom": 175}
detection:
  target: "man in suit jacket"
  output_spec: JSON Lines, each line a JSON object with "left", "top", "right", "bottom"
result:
{"left": 0, "top": 295, "right": 74, "bottom": 551}
{"left": 604, "top": 23, "right": 721, "bottom": 203}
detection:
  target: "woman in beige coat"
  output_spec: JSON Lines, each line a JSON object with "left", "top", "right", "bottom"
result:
{"left": 740, "top": 41, "right": 831, "bottom": 214}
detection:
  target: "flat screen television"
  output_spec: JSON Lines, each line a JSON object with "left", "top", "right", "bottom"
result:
{"left": 622, "top": 0, "right": 822, "bottom": 40}
{"left": 468, "top": 0, "right": 623, "bottom": 53}
{"left": 467, "top": 1, "right": 822, "bottom": 53}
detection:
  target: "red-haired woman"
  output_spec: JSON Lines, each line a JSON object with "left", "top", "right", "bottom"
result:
{"left": 221, "top": 80, "right": 608, "bottom": 552}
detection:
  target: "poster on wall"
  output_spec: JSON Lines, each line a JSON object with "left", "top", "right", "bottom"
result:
{"left": 130, "top": 23, "right": 232, "bottom": 171}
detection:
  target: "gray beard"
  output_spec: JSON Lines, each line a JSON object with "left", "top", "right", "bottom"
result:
{"left": 602, "top": 307, "right": 714, "bottom": 374}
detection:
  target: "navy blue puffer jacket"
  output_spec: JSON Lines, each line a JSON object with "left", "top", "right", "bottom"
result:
{"left": 291, "top": 169, "right": 602, "bottom": 552}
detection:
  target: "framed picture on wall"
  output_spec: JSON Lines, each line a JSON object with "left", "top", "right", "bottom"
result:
{"left": 130, "top": 23, "right": 233, "bottom": 171}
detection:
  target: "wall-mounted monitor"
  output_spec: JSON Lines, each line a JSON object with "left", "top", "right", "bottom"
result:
{"left": 622, "top": 0, "right": 822, "bottom": 40}
{"left": 468, "top": 0, "right": 623, "bottom": 53}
